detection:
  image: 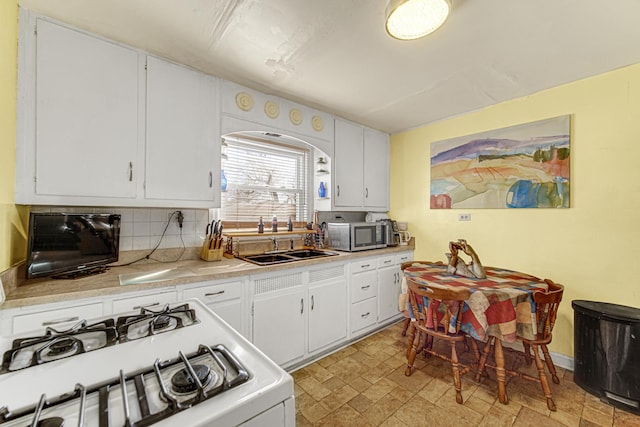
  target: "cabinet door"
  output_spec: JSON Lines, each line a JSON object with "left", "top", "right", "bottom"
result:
{"left": 207, "top": 300, "right": 243, "bottom": 337}
{"left": 35, "top": 19, "right": 139, "bottom": 198}
{"left": 253, "top": 290, "right": 306, "bottom": 366}
{"left": 363, "top": 128, "right": 389, "bottom": 209}
{"left": 183, "top": 281, "right": 244, "bottom": 337}
{"left": 333, "top": 119, "right": 364, "bottom": 207}
{"left": 378, "top": 265, "right": 402, "bottom": 322}
{"left": 145, "top": 56, "right": 218, "bottom": 203}
{"left": 308, "top": 279, "right": 347, "bottom": 353}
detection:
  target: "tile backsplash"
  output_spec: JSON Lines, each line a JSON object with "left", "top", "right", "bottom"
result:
{"left": 30, "top": 206, "right": 210, "bottom": 251}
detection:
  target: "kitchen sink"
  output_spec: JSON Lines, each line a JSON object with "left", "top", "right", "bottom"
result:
{"left": 240, "top": 249, "right": 338, "bottom": 266}
{"left": 285, "top": 249, "right": 335, "bottom": 259}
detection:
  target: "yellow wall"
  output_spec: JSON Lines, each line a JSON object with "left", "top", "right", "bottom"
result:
{"left": 1, "top": 1, "right": 27, "bottom": 272}
{"left": 390, "top": 64, "right": 640, "bottom": 358}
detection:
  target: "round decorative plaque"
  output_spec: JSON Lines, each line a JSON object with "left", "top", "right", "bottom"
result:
{"left": 311, "top": 115, "right": 324, "bottom": 132}
{"left": 264, "top": 101, "right": 280, "bottom": 119}
{"left": 289, "top": 108, "right": 303, "bottom": 126}
{"left": 235, "top": 92, "right": 254, "bottom": 112}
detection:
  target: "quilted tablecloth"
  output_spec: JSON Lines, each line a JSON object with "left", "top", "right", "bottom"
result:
{"left": 402, "top": 263, "right": 548, "bottom": 342}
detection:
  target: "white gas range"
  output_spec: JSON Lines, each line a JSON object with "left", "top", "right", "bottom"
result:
{"left": 0, "top": 299, "right": 295, "bottom": 426}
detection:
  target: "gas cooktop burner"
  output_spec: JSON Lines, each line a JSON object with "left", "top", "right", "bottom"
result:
{"left": 1, "top": 320, "right": 117, "bottom": 374}
{"left": 170, "top": 364, "right": 213, "bottom": 394}
{"left": 0, "top": 344, "right": 250, "bottom": 427}
{"left": 1, "top": 304, "right": 201, "bottom": 375}
{"left": 116, "top": 304, "right": 199, "bottom": 342}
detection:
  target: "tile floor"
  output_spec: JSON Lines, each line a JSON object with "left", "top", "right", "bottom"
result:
{"left": 292, "top": 321, "right": 640, "bottom": 426}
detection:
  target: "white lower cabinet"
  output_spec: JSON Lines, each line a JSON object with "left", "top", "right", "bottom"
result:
{"left": 253, "top": 285, "right": 306, "bottom": 367}
{"left": 377, "top": 255, "right": 400, "bottom": 323}
{"left": 349, "top": 258, "right": 378, "bottom": 337}
{"left": 308, "top": 267, "right": 348, "bottom": 353}
{"left": 251, "top": 265, "right": 347, "bottom": 368}
{"left": 378, "top": 251, "right": 414, "bottom": 323}
{"left": 182, "top": 280, "right": 245, "bottom": 338}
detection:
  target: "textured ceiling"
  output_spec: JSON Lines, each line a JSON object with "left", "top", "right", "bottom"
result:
{"left": 18, "top": 0, "right": 640, "bottom": 134}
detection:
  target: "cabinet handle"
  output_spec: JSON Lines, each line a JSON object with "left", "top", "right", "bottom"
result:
{"left": 300, "top": 298, "right": 304, "bottom": 314}
{"left": 133, "top": 302, "right": 160, "bottom": 310}
{"left": 384, "top": 260, "right": 392, "bottom": 264}
{"left": 361, "top": 285, "right": 370, "bottom": 290}
{"left": 129, "top": 162, "right": 133, "bottom": 182}
{"left": 209, "top": 171, "right": 213, "bottom": 188}
{"left": 204, "top": 290, "right": 225, "bottom": 297}
{"left": 337, "top": 185, "right": 340, "bottom": 197}
{"left": 365, "top": 187, "right": 369, "bottom": 198}
{"left": 361, "top": 312, "right": 370, "bottom": 318}
{"left": 361, "top": 264, "right": 370, "bottom": 268}
{"left": 42, "top": 316, "right": 79, "bottom": 326}
{"left": 311, "top": 295, "right": 315, "bottom": 311}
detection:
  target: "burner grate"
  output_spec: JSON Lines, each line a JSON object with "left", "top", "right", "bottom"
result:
{"left": 1, "top": 320, "right": 117, "bottom": 374}
{"left": 0, "top": 344, "right": 250, "bottom": 427}
{"left": 116, "top": 304, "right": 199, "bottom": 342}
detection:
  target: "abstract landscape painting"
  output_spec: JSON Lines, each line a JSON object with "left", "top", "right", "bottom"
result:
{"left": 430, "top": 115, "right": 570, "bottom": 209}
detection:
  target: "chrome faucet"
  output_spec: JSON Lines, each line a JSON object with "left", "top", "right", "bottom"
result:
{"left": 271, "top": 237, "right": 278, "bottom": 251}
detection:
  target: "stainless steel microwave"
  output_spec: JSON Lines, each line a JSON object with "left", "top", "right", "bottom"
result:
{"left": 326, "top": 222, "right": 385, "bottom": 252}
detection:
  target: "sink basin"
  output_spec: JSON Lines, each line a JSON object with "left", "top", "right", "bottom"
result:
{"left": 285, "top": 249, "right": 337, "bottom": 259}
{"left": 240, "top": 253, "right": 296, "bottom": 266}
{"left": 240, "top": 250, "right": 338, "bottom": 265}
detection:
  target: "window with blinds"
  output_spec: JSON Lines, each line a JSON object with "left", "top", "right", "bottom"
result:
{"left": 221, "top": 136, "right": 310, "bottom": 225}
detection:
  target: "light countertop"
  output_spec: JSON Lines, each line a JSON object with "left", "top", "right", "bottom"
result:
{"left": 0, "top": 242, "right": 414, "bottom": 309}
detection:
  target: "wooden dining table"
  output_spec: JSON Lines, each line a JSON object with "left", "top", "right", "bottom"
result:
{"left": 401, "top": 262, "right": 549, "bottom": 404}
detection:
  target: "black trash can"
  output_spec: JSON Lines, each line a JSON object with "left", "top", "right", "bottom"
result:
{"left": 572, "top": 300, "right": 640, "bottom": 414}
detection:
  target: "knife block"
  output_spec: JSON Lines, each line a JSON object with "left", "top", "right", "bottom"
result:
{"left": 200, "top": 247, "right": 223, "bottom": 262}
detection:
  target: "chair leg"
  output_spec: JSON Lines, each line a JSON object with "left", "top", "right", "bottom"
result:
{"left": 523, "top": 342, "right": 533, "bottom": 366}
{"left": 401, "top": 317, "right": 411, "bottom": 336}
{"left": 531, "top": 344, "right": 557, "bottom": 411}
{"left": 540, "top": 344, "right": 560, "bottom": 384}
{"left": 405, "top": 321, "right": 416, "bottom": 359}
{"left": 475, "top": 336, "right": 494, "bottom": 383}
{"left": 450, "top": 341, "right": 463, "bottom": 404}
{"left": 405, "top": 331, "right": 422, "bottom": 376}
{"left": 494, "top": 339, "right": 509, "bottom": 405}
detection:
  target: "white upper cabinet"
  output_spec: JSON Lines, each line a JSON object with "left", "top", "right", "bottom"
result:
{"left": 333, "top": 119, "right": 389, "bottom": 211}
{"left": 28, "top": 18, "right": 140, "bottom": 200}
{"left": 145, "top": 56, "right": 218, "bottom": 203}
{"left": 363, "top": 128, "right": 390, "bottom": 209}
{"left": 333, "top": 119, "right": 364, "bottom": 207}
{"left": 15, "top": 12, "right": 221, "bottom": 208}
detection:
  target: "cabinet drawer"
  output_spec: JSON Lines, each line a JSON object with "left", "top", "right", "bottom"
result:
{"left": 350, "top": 258, "right": 376, "bottom": 274}
{"left": 183, "top": 281, "right": 242, "bottom": 304}
{"left": 350, "top": 270, "right": 377, "bottom": 303}
{"left": 377, "top": 255, "right": 395, "bottom": 268}
{"left": 396, "top": 252, "right": 414, "bottom": 264}
{"left": 12, "top": 303, "right": 104, "bottom": 335}
{"left": 350, "top": 298, "right": 377, "bottom": 333}
{"left": 112, "top": 291, "right": 178, "bottom": 313}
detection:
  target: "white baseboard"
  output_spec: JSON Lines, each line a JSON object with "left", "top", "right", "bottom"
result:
{"left": 550, "top": 350, "right": 574, "bottom": 371}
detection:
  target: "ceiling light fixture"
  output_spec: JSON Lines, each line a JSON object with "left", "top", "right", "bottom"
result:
{"left": 385, "top": 0, "right": 451, "bottom": 40}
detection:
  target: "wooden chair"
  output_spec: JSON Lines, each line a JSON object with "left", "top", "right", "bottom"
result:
{"left": 404, "top": 277, "right": 479, "bottom": 404}
{"left": 475, "top": 279, "right": 564, "bottom": 411}
{"left": 399, "top": 261, "right": 443, "bottom": 336}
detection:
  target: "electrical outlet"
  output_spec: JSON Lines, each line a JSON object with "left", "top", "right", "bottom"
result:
{"left": 458, "top": 213, "right": 471, "bottom": 221}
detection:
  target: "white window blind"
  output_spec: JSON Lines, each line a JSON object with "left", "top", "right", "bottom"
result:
{"left": 221, "top": 136, "right": 309, "bottom": 224}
